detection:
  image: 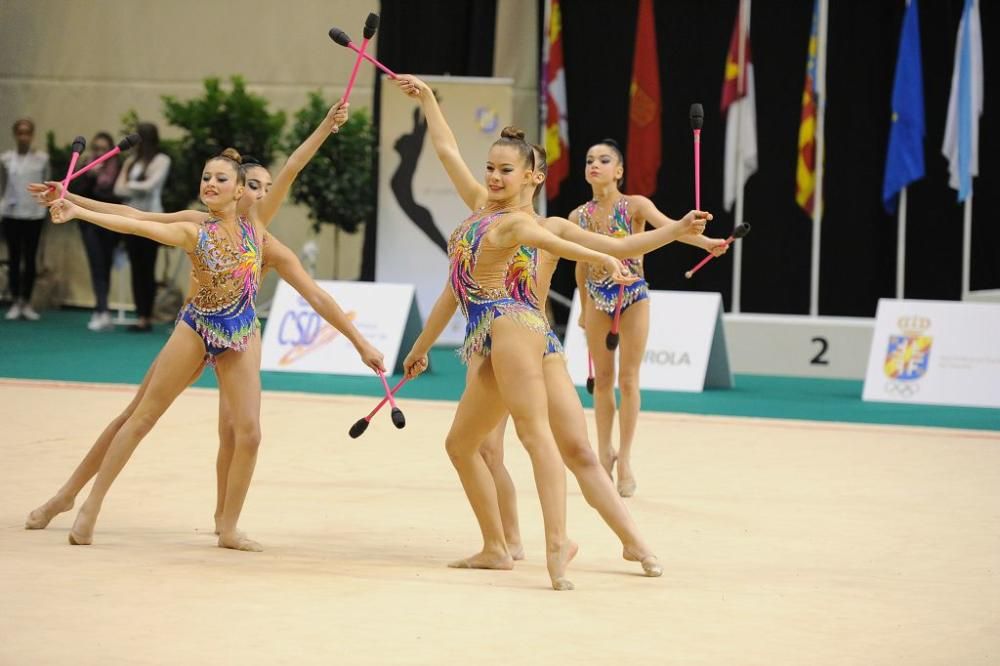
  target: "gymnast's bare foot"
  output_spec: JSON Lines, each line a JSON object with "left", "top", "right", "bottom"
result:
{"left": 547, "top": 540, "right": 578, "bottom": 591}
{"left": 25, "top": 495, "right": 75, "bottom": 529}
{"left": 508, "top": 542, "right": 525, "bottom": 561}
{"left": 214, "top": 514, "right": 223, "bottom": 535}
{"left": 616, "top": 460, "right": 636, "bottom": 497}
{"left": 68, "top": 504, "right": 98, "bottom": 545}
{"left": 218, "top": 530, "right": 263, "bottom": 552}
{"left": 623, "top": 547, "right": 663, "bottom": 577}
{"left": 447, "top": 547, "right": 514, "bottom": 570}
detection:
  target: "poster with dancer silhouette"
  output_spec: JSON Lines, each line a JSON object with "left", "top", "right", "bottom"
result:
{"left": 376, "top": 76, "right": 513, "bottom": 345}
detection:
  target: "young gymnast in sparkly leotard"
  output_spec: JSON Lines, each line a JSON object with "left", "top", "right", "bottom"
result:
{"left": 26, "top": 157, "right": 385, "bottom": 540}
{"left": 48, "top": 149, "right": 268, "bottom": 549}
{"left": 42, "top": 99, "right": 351, "bottom": 550}
{"left": 453, "top": 141, "right": 720, "bottom": 576}
{"left": 574, "top": 140, "right": 729, "bottom": 498}
{"left": 480, "top": 144, "right": 722, "bottom": 571}
{"left": 395, "top": 75, "right": 639, "bottom": 590}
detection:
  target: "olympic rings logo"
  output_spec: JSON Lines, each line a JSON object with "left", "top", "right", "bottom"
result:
{"left": 883, "top": 381, "right": 920, "bottom": 398}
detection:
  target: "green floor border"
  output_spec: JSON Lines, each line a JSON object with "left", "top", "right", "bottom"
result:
{"left": 1, "top": 310, "right": 997, "bottom": 432}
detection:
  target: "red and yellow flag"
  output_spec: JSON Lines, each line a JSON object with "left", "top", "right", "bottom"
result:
{"left": 543, "top": 0, "right": 569, "bottom": 199}
{"left": 720, "top": 0, "right": 757, "bottom": 212}
{"left": 625, "top": 0, "right": 661, "bottom": 196}
{"left": 720, "top": 8, "right": 750, "bottom": 114}
{"left": 796, "top": 0, "right": 820, "bottom": 215}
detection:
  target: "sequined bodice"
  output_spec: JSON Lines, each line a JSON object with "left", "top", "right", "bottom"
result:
{"left": 190, "top": 215, "right": 262, "bottom": 314}
{"left": 447, "top": 210, "right": 514, "bottom": 317}
{"left": 578, "top": 197, "right": 643, "bottom": 283}
{"left": 505, "top": 243, "right": 558, "bottom": 312}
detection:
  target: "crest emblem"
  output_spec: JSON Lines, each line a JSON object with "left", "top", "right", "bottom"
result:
{"left": 883, "top": 315, "right": 932, "bottom": 385}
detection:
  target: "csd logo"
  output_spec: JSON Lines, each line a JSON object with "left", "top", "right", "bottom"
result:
{"left": 276, "top": 308, "right": 358, "bottom": 367}
{"left": 278, "top": 311, "right": 325, "bottom": 346}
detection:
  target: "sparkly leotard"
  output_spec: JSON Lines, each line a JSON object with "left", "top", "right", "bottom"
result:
{"left": 577, "top": 197, "right": 649, "bottom": 314}
{"left": 448, "top": 209, "right": 549, "bottom": 363}
{"left": 177, "top": 215, "right": 262, "bottom": 355}
{"left": 504, "top": 238, "right": 562, "bottom": 356}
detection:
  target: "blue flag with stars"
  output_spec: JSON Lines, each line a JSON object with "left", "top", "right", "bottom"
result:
{"left": 882, "top": 0, "right": 925, "bottom": 213}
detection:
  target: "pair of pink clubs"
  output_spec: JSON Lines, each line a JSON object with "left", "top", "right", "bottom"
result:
{"left": 328, "top": 14, "right": 398, "bottom": 106}
{"left": 349, "top": 371, "right": 408, "bottom": 439}
{"left": 584, "top": 103, "right": 752, "bottom": 386}
{"left": 684, "top": 102, "right": 751, "bottom": 279}
{"left": 49, "top": 133, "right": 142, "bottom": 199}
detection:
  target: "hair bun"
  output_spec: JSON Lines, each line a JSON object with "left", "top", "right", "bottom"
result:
{"left": 220, "top": 147, "right": 242, "bottom": 163}
{"left": 500, "top": 126, "right": 526, "bottom": 142}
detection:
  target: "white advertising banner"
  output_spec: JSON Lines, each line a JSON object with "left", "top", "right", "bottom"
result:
{"left": 376, "top": 75, "right": 513, "bottom": 345}
{"left": 862, "top": 299, "right": 1000, "bottom": 409}
{"left": 260, "top": 280, "right": 420, "bottom": 376}
{"left": 564, "top": 290, "right": 733, "bottom": 392}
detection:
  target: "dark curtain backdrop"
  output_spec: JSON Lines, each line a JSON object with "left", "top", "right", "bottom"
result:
{"left": 366, "top": 0, "right": 997, "bottom": 323}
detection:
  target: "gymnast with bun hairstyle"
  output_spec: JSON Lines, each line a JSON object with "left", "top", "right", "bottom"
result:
{"left": 572, "top": 139, "right": 728, "bottom": 498}
{"left": 395, "top": 74, "right": 638, "bottom": 590}
{"left": 26, "top": 144, "right": 388, "bottom": 548}
{"left": 42, "top": 101, "right": 350, "bottom": 551}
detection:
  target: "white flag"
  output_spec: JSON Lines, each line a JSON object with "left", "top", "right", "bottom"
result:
{"left": 942, "top": 0, "right": 983, "bottom": 202}
{"left": 724, "top": 66, "right": 758, "bottom": 212}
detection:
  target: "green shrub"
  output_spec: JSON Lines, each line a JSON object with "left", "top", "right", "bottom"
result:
{"left": 157, "top": 76, "right": 286, "bottom": 210}
{"left": 282, "top": 91, "right": 374, "bottom": 233}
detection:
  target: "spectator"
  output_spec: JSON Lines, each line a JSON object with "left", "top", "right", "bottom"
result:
{"left": 72, "top": 131, "right": 122, "bottom": 331}
{"left": 114, "top": 122, "right": 170, "bottom": 332}
{"left": 0, "top": 118, "right": 50, "bottom": 320}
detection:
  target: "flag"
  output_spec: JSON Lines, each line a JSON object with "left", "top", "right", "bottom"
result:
{"left": 882, "top": 0, "right": 925, "bottom": 213}
{"left": 796, "top": 0, "right": 820, "bottom": 215}
{"left": 942, "top": 0, "right": 983, "bottom": 203}
{"left": 721, "top": 0, "right": 757, "bottom": 212}
{"left": 626, "top": 0, "right": 661, "bottom": 196}
{"left": 542, "top": 0, "right": 569, "bottom": 199}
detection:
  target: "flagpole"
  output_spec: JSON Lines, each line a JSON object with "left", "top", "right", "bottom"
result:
{"left": 962, "top": 194, "right": 972, "bottom": 297}
{"left": 731, "top": 0, "right": 748, "bottom": 314}
{"left": 809, "top": 0, "right": 829, "bottom": 317}
{"left": 896, "top": 187, "right": 907, "bottom": 299}
{"left": 895, "top": 0, "right": 911, "bottom": 301}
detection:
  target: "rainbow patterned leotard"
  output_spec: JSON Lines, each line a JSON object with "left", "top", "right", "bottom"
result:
{"left": 504, "top": 241, "right": 562, "bottom": 356}
{"left": 178, "top": 215, "right": 262, "bottom": 355}
{"left": 448, "top": 209, "right": 549, "bottom": 363}
{"left": 577, "top": 197, "right": 649, "bottom": 314}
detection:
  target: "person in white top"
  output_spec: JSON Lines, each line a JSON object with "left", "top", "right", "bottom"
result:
{"left": 0, "top": 118, "right": 50, "bottom": 320}
{"left": 113, "top": 122, "right": 171, "bottom": 331}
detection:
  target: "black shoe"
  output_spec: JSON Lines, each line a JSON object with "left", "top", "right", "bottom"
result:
{"left": 129, "top": 322, "right": 153, "bottom": 332}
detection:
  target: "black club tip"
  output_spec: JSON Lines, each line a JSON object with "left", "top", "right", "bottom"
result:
{"left": 363, "top": 13, "right": 380, "bottom": 39}
{"left": 348, "top": 418, "right": 370, "bottom": 439}
{"left": 328, "top": 27, "right": 352, "bottom": 46}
